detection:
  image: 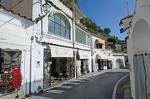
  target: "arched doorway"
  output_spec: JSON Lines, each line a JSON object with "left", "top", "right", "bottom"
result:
{"left": 116, "top": 58, "right": 124, "bottom": 69}
{"left": 132, "top": 19, "right": 150, "bottom": 99}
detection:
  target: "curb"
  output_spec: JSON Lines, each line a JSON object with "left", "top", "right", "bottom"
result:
{"left": 112, "top": 74, "right": 129, "bottom": 99}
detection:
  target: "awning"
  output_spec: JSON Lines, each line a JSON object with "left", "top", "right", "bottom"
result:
{"left": 79, "top": 50, "right": 90, "bottom": 59}
{"left": 101, "top": 55, "right": 108, "bottom": 59}
{"left": 0, "top": 26, "right": 31, "bottom": 50}
{"left": 0, "top": 42, "right": 30, "bottom": 50}
{"left": 50, "top": 45, "right": 73, "bottom": 57}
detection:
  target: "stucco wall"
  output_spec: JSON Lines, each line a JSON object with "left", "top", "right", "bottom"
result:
{"left": 128, "top": 0, "right": 150, "bottom": 98}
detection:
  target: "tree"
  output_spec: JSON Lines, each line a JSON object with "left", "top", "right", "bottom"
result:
{"left": 104, "top": 27, "right": 111, "bottom": 35}
{"left": 107, "top": 36, "right": 116, "bottom": 43}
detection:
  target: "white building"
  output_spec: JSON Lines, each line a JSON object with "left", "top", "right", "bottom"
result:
{"left": 0, "top": 6, "right": 33, "bottom": 99}
{"left": 0, "top": 0, "right": 126, "bottom": 98}
{"left": 0, "top": 0, "right": 92, "bottom": 98}
{"left": 91, "top": 35, "right": 126, "bottom": 71}
{"left": 120, "top": 0, "right": 150, "bottom": 99}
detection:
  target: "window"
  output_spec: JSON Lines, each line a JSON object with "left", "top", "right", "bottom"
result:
{"left": 87, "top": 35, "right": 91, "bottom": 46}
{"left": 96, "top": 43, "right": 103, "bottom": 49}
{"left": 48, "top": 14, "right": 71, "bottom": 39}
{"left": 75, "top": 27, "right": 87, "bottom": 44}
{"left": 95, "top": 40, "right": 103, "bottom": 49}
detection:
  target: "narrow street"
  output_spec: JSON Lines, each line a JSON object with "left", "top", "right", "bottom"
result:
{"left": 31, "top": 72, "right": 129, "bottom": 99}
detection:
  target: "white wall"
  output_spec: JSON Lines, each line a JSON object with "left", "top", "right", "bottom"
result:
{"left": 0, "top": 10, "right": 34, "bottom": 95}
{"left": 112, "top": 55, "right": 125, "bottom": 69}
{"left": 128, "top": 0, "right": 150, "bottom": 98}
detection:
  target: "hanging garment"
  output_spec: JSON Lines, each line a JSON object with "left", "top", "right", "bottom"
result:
{"left": 11, "top": 67, "right": 22, "bottom": 89}
{"left": 143, "top": 54, "right": 150, "bottom": 99}
{"left": 133, "top": 54, "right": 149, "bottom": 99}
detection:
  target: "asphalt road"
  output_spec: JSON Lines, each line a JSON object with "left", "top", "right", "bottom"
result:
{"left": 37, "top": 72, "right": 128, "bottom": 99}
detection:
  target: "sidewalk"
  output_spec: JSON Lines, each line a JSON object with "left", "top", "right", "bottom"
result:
{"left": 27, "top": 69, "right": 130, "bottom": 99}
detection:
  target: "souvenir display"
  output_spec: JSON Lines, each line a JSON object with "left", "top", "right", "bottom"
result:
{"left": 0, "top": 50, "right": 22, "bottom": 94}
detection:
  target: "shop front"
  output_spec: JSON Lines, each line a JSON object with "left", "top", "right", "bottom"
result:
{"left": 43, "top": 45, "right": 74, "bottom": 88}
{"left": 79, "top": 50, "right": 90, "bottom": 75}
{"left": 0, "top": 48, "right": 22, "bottom": 96}
{"left": 95, "top": 54, "right": 112, "bottom": 70}
{"left": 0, "top": 25, "right": 31, "bottom": 98}
{"left": 97, "top": 59, "right": 112, "bottom": 70}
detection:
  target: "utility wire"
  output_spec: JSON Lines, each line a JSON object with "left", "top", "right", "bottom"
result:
{"left": 0, "top": 17, "right": 15, "bottom": 28}
{"left": 0, "top": 0, "right": 26, "bottom": 28}
{"left": 126, "top": 0, "right": 130, "bottom": 16}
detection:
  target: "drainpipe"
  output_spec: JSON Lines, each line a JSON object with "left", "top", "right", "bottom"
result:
{"left": 90, "top": 36, "right": 94, "bottom": 72}
{"left": 29, "top": 0, "right": 45, "bottom": 94}
{"left": 29, "top": 36, "right": 34, "bottom": 94}
{"left": 72, "top": 0, "right": 77, "bottom": 79}
{"left": 39, "top": 0, "right": 44, "bottom": 41}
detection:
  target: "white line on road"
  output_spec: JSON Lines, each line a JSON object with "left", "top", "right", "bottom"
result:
{"left": 112, "top": 74, "right": 129, "bottom": 99}
{"left": 47, "top": 90, "right": 64, "bottom": 94}
{"left": 27, "top": 96, "right": 51, "bottom": 99}
{"left": 60, "top": 85, "right": 73, "bottom": 89}
{"left": 68, "top": 82, "right": 80, "bottom": 85}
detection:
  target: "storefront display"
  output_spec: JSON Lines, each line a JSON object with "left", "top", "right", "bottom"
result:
{"left": 12, "top": 67, "right": 22, "bottom": 89}
{"left": 47, "top": 57, "right": 73, "bottom": 86}
{"left": 97, "top": 59, "right": 112, "bottom": 70}
{"left": 43, "top": 47, "right": 74, "bottom": 88}
{"left": 81, "top": 59, "right": 89, "bottom": 74}
{"left": 0, "top": 48, "right": 22, "bottom": 95}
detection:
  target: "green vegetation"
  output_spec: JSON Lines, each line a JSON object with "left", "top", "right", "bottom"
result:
{"left": 103, "top": 27, "right": 111, "bottom": 35}
{"left": 107, "top": 36, "right": 122, "bottom": 44}
{"left": 80, "top": 17, "right": 103, "bottom": 33}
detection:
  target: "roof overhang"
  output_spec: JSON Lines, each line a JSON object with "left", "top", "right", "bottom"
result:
{"left": 0, "top": 4, "right": 33, "bottom": 22}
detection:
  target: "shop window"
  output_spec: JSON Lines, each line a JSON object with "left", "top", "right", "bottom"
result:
{"left": 95, "top": 40, "right": 103, "bottom": 49}
{"left": 0, "top": 49, "right": 22, "bottom": 95}
{"left": 75, "top": 27, "right": 87, "bottom": 44}
{"left": 48, "top": 14, "right": 71, "bottom": 39}
{"left": 50, "top": 58, "right": 74, "bottom": 86}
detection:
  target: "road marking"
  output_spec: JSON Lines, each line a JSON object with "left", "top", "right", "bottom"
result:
{"left": 28, "top": 96, "right": 51, "bottom": 99}
{"left": 68, "top": 82, "right": 80, "bottom": 85}
{"left": 112, "top": 74, "right": 129, "bottom": 99}
{"left": 60, "top": 85, "right": 73, "bottom": 89}
{"left": 47, "top": 89, "right": 64, "bottom": 94}
{"left": 72, "top": 80, "right": 85, "bottom": 83}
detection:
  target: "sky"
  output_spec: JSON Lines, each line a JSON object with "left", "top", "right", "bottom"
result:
{"left": 79, "top": 0, "right": 136, "bottom": 40}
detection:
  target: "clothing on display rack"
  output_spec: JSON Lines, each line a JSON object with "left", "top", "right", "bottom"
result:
{"left": 11, "top": 67, "right": 22, "bottom": 89}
